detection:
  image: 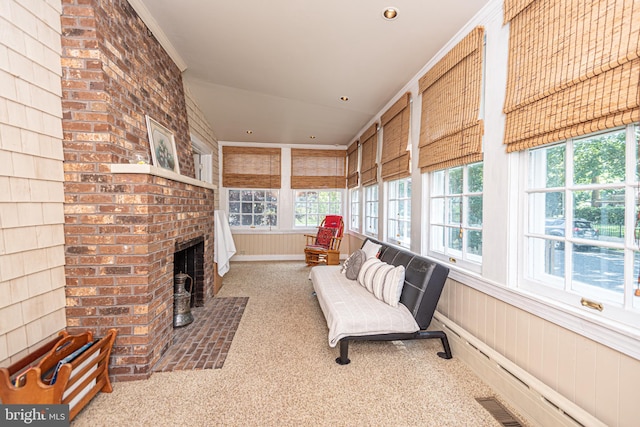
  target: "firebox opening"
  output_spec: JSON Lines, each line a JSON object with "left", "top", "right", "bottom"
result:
{"left": 174, "top": 236, "right": 205, "bottom": 307}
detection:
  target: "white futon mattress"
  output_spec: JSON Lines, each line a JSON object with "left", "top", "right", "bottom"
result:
{"left": 310, "top": 265, "right": 419, "bottom": 347}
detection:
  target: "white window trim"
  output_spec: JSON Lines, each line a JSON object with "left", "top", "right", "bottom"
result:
{"left": 519, "top": 127, "right": 639, "bottom": 329}
{"left": 363, "top": 184, "right": 379, "bottom": 238}
{"left": 424, "top": 166, "right": 483, "bottom": 274}
{"left": 385, "top": 178, "right": 411, "bottom": 248}
{"left": 191, "top": 133, "right": 213, "bottom": 183}
{"left": 506, "top": 125, "right": 640, "bottom": 359}
{"left": 227, "top": 188, "right": 280, "bottom": 230}
{"left": 349, "top": 188, "right": 361, "bottom": 232}
{"left": 416, "top": 139, "right": 640, "bottom": 361}
{"left": 292, "top": 189, "right": 344, "bottom": 230}
{"left": 219, "top": 143, "right": 345, "bottom": 232}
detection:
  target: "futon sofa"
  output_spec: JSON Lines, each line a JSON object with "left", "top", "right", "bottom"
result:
{"left": 310, "top": 238, "right": 452, "bottom": 364}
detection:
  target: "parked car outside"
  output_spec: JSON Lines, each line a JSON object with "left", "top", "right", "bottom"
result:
{"left": 545, "top": 218, "right": 599, "bottom": 249}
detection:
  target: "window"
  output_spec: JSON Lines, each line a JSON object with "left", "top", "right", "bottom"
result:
{"left": 429, "top": 162, "right": 483, "bottom": 266}
{"left": 294, "top": 190, "right": 342, "bottom": 228}
{"left": 228, "top": 189, "right": 278, "bottom": 227}
{"left": 349, "top": 188, "right": 360, "bottom": 232}
{"left": 364, "top": 184, "right": 378, "bottom": 237}
{"left": 191, "top": 134, "right": 213, "bottom": 183}
{"left": 524, "top": 125, "right": 640, "bottom": 325}
{"left": 387, "top": 178, "right": 411, "bottom": 247}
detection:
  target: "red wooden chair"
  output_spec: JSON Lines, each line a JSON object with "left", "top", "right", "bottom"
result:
{"left": 304, "top": 215, "right": 344, "bottom": 266}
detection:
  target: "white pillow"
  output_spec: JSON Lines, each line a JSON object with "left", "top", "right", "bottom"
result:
{"left": 357, "top": 258, "right": 381, "bottom": 288}
{"left": 363, "top": 260, "right": 386, "bottom": 293}
{"left": 361, "top": 240, "right": 382, "bottom": 259}
{"left": 372, "top": 263, "right": 394, "bottom": 300}
{"left": 382, "top": 265, "right": 405, "bottom": 307}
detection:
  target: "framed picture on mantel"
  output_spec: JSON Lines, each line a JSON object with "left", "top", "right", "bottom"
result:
{"left": 146, "top": 115, "right": 180, "bottom": 174}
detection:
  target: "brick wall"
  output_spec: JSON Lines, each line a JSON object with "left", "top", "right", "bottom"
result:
{"left": 61, "top": 0, "right": 215, "bottom": 381}
{"left": 0, "top": 0, "right": 67, "bottom": 367}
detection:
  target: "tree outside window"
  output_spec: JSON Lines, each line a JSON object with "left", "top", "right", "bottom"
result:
{"left": 387, "top": 178, "right": 411, "bottom": 247}
{"left": 294, "top": 190, "right": 342, "bottom": 227}
{"left": 350, "top": 188, "right": 360, "bottom": 231}
{"left": 525, "top": 125, "right": 640, "bottom": 320}
{"left": 228, "top": 189, "right": 278, "bottom": 227}
{"left": 364, "top": 185, "right": 379, "bottom": 237}
{"left": 429, "top": 162, "right": 483, "bottom": 265}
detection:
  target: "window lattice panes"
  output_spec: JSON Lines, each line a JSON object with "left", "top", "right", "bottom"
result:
{"left": 429, "top": 162, "right": 483, "bottom": 265}
{"left": 525, "top": 125, "right": 640, "bottom": 321}
{"left": 228, "top": 189, "right": 278, "bottom": 227}
{"left": 294, "top": 190, "right": 342, "bottom": 228}
{"left": 387, "top": 178, "right": 411, "bottom": 247}
{"left": 350, "top": 188, "right": 360, "bottom": 232}
{"left": 364, "top": 184, "right": 379, "bottom": 237}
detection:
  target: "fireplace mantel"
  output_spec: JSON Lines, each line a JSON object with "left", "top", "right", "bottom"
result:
{"left": 110, "top": 163, "right": 217, "bottom": 190}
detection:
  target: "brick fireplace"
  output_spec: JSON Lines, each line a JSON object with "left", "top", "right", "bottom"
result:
{"left": 61, "top": 1, "right": 216, "bottom": 381}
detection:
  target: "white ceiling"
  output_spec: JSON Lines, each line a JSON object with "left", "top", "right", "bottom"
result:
{"left": 132, "top": 0, "right": 491, "bottom": 146}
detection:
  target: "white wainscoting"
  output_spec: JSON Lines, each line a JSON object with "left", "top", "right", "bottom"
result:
{"left": 437, "top": 279, "right": 639, "bottom": 427}
{"left": 231, "top": 232, "right": 351, "bottom": 261}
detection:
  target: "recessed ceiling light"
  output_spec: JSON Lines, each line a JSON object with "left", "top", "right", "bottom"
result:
{"left": 246, "top": 130, "right": 253, "bottom": 134}
{"left": 340, "top": 96, "right": 349, "bottom": 101}
{"left": 309, "top": 135, "right": 316, "bottom": 139}
{"left": 382, "top": 7, "right": 398, "bottom": 20}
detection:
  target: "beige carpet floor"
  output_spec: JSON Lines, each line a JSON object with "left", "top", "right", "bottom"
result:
{"left": 71, "top": 261, "right": 530, "bottom": 427}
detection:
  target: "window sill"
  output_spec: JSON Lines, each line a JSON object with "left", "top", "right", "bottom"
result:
{"left": 230, "top": 228, "right": 311, "bottom": 234}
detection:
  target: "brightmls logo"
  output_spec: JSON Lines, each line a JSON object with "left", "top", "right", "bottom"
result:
{"left": 1, "top": 405, "right": 69, "bottom": 426}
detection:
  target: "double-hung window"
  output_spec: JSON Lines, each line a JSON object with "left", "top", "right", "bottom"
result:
{"left": 228, "top": 189, "right": 278, "bottom": 227}
{"left": 222, "top": 146, "right": 281, "bottom": 228}
{"left": 349, "top": 188, "right": 360, "bottom": 232}
{"left": 418, "top": 26, "right": 485, "bottom": 263}
{"left": 503, "top": 0, "right": 640, "bottom": 328}
{"left": 364, "top": 184, "right": 378, "bottom": 237}
{"left": 523, "top": 125, "right": 640, "bottom": 325}
{"left": 386, "top": 178, "right": 411, "bottom": 247}
{"left": 294, "top": 190, "right": 342, "bottom": 228}
{"left": 291, "top": 149, "right": 346, "bottom": 228}
{"left": 429, "top": 162, "right": 483, "bottom": 266}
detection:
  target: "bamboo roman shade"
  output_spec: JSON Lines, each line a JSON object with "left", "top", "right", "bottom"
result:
{"left": 503, "top": 0, "right": 640, "bottom": 152}
{"left": 380, "top": 92, "right": 411, "bottom": 181}
{"left": 418, "top": 26, "right": 485, "bottom": 172}
{"left": 290, "top": 149, "right": 346, "bottom": 189}
{"left": 346, "top": 141, "right": 359, "bottom": 188}
{"left": 222, "top": 146, "right": 281, "bottom": 188}
{"left": 359, "top": 123, "right": 378, "bottom": 186}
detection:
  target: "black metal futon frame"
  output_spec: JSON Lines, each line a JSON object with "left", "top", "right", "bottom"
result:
{"left": 335, "top": 239, "right": 452, "bottom": 365}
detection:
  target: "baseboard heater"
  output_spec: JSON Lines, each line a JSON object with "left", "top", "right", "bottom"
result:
{"left": 432, "top": 313, "right": 607, "bottom": 427}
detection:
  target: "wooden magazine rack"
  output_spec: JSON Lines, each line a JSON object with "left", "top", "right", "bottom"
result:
{"left": 0, "top": 329, "right": 117, "bottom": 421}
